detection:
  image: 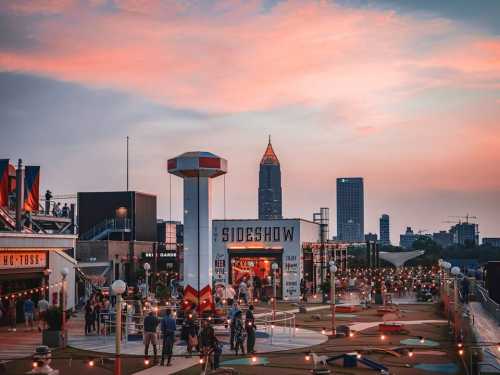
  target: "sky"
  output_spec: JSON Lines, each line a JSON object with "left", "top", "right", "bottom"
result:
{"left": 1, "top": 0, "right": 499, "bottom": 244}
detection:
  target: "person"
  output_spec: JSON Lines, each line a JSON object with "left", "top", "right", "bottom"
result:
{"left": 224, "top": 283, "right": 236, "bottom": 306}
{"left": 245, "top": 305, "right": 256, "bottom": 354}
{"left": 300, "top": 278, "right": 306, "bottom": 301}
{"left": 23, "top": 297, "right": 35, "bottom": 331}
{"left": 184, "top": 312, "right": 198, "bottom": 356}
{"left": 45, "top": 190, "right": 52, "bottom": 215}
{"left": 62, "top": 203, "right": 69, "bottom": 217}
{"left": 228, "top": 302, "right": 240, "bottom": 350}
{"left": 143, "top": 310, "right": 159, "bottom": 363}
{"left": 238, "top": 279, "right": 248, "bottom": 304}
{"left": 160, "top": 308, "right": 176, "bottom": 366}
{"left": 199, "top": 319, "right": 220, "bottom": 371}
{"left": 8, "top": 298, "right": 17, "bottom": 332}
{"left": 233, "top": 311, "right": 246, "bottom": 356}
{"left": 37, "top": 296, "right": 49, "bottom": 332}
{"left": 254, "top": 276, "right": 262, "bottom": 300}
{"left": 84, "top": 300, "right": 93, "bottom": 335}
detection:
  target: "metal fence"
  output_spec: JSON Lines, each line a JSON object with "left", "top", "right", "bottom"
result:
{"left": 474, "top": 284, "right": 500, "bottom": 325}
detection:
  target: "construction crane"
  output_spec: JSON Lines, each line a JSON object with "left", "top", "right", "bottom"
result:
{"left": 448, "top": 214, "right": 477, "bottom": 224}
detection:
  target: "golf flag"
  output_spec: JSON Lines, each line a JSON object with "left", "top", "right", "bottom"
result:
{"left": 24, "top": 166, "right": 40, "bottom": 212}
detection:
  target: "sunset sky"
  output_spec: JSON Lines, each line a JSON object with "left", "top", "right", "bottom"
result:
{"left": 1, "top": 0, "right": 499, "bottom": 243}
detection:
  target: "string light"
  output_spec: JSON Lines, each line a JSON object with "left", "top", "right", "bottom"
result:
{"left": 88, "top": 359, "right": 95, "bottom": 367}
{"left": 305, "top": 354, "right": 311, "bottom": 361}
{"left": 144, "top": 359, "right": 150, "bottom": 366}
{"left": 251, "top": 356, "right": 257, "bottom": 363}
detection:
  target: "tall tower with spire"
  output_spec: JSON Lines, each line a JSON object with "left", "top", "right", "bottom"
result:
{"left": 258, "top": 136, "right": 282, "bottom": 220}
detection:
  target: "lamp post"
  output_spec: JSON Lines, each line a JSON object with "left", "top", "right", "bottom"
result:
{"left": 272, "top": 263, "right": 278, "bottom": 320}
{"left": 60, "top": 267, "right": 69, "bottom": 347}
{"left": 329, "top": 261, "right": 337, "bottom": 337}
{"left": 43, "top": 268, "right": 52, "bottom": 300}
{"left": 112, "top": 279, "right": 127, "bottom": 375}
{"left": 143, "top": 262, "right": 151, "bottom": 299}
{"left": 451, "top": 266, "right": 460, "bottom": 338}
{"left": 248, "top": 261, "right": 254, "bottom": 303}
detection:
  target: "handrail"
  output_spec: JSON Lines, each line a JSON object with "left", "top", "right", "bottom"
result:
{"left": 80, "top": 218, "right": 131, "bottom": 240}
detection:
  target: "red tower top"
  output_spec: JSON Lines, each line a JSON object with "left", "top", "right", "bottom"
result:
{"left": 260, "top": 136, "right": 279, "bottom": 165}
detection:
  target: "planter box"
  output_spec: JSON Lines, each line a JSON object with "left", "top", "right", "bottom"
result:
{"left": 42, "top": 330, "right": 67, "bottom": 348}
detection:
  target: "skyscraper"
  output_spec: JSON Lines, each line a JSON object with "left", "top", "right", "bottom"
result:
{"left": 379, "top": 214, "right": 390, "bottom": 246}
{"left": 258, "top": 137, "right": 282, "bottom": 220}
{"left": 336, "top": 177, "right": 364, "bottom": 242}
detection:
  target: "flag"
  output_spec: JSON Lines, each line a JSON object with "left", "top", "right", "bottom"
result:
{"left": 0, "top": 159, "right": 8, "bottom": 207}
{"left": 24, "top": 166, "right": 40, "bottom": 212}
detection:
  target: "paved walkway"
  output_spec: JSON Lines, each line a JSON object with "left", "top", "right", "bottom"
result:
{"left": 468, "top": 301, "right": 500, "bottom": 373}
{"left": 68, "top": 324, "right": 327, "bottom": 356}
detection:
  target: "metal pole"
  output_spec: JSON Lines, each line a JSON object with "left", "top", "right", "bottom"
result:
{"left": 331, "top": 270, "right": 336, "bottom": 336}
{"left": 273, "top": 270, "right": 277, "bottom": 320}
{"left": 115, "top": 294, "right": 122, "bottom": 375}
{"left": 454, "top": 276, "right": 458, "bottom": 338}
{"left": 15, "top": 159, "right": 24, "bottom": 231}
{"left": 61, "top": 274, "right": 67, "bottom": 347}
{"left": 126, "top": 136, "right": 129, "bottom": 191}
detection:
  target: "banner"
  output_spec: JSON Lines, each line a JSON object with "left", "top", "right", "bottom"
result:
{"left": 24, "top": 166, "right": 40, "bottom": 212}
{"left": 0, "top": 159, "right": 8, "bottom": 207}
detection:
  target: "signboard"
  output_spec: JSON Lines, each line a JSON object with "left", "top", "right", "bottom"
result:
{"left": 1, "top": 252, "right": 47, "bottom": 269}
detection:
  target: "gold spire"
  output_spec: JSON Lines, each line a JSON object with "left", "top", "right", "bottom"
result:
{"left": 260, "top": 136, "right": 279, "bottom": 165}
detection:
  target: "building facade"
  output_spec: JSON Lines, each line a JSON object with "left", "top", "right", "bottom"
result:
{"left": 433, "top": 231, "right": 453, "bottom": 248}
{"left": 365, "top": 233, "right": 378, "bottom": 242}
{"left": 78, "top": 191, "right": 157, "bottom": 242}
{"left": 379, "top": 214, "right": 390, "bottom": 246}
{"left": 400, "top": 227, "right": 418, "bottom": 249}
{"left": 212, "top": 218, "right": 347, "bottom": 301}
{"left": 336, "top": 178, "right": 364, "bottom": 242}
{"left": 258, "top": 139, "right": 282, "bottom": 220}
{"left": 0, "top": 232, "right": 77, "bottom": 319}
{"left": 450, "top": 222, "right": 478, "bottom": 246}
{"left": 482, "top": 237, "right": 500, "bottom": 247}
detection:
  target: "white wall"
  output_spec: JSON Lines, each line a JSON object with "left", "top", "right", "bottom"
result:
{"left": 48, "top": 251, "right": 76, "bottom": 310}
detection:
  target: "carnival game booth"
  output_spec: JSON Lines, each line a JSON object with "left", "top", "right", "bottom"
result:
{"left": 212, "top": 218, "right": 321, "bottom": 302}
{"left": 0, "top": 232, "right": 77, "bottom": 323}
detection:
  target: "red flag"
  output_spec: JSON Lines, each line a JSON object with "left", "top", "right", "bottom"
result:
{"left": 0, "top": 159, "right": 8, "bottom": 207}
{"left": 24, "top": 166, "right": 40, "bottom": 212}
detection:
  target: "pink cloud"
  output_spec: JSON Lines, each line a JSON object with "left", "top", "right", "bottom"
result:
{"left": 1, "top": 0, "right": 498, "bottom": 115}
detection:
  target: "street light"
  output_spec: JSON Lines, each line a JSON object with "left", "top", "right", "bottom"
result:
{"left": 43, "top": 268, "right": 52, "bottom": 300}
{"left": 272, "top": 263, "right": 278, "bottom": 320}
{"left": 112, "top": 279, "right": 127, "bottom": 375}
{"left": 143, "top": 262, "right": 151, "bottom": 299}
{"left": 329, "top": 261, "right": 337, "bottom": 337}
{"left": 451, "top": 266, "right": 460, "bottom": 338}
{"left": 60, "top": 267, "right": 69, "bottom": 347}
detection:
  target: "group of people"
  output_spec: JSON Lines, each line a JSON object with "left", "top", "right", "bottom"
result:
{"left": 227, "top": 302, "right": 256, "bottom": 355}
{"left": 142, "top": 306, "right": 223, "bottom": 371}
{"left": 0, "top": 295, "right": 50, "bottom": 332}
{"left": 84, "top": 294, "right": 112, "bottom": 335}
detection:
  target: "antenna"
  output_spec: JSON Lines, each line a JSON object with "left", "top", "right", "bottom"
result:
{"left": 126, "top": 136, "right": 129, "bottom": 191}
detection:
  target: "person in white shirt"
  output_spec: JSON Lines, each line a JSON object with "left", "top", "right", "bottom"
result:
{"left": 37, "top": 298, "right": 49, "bottom": 331}
{"left": 238, "top": 280, "right": 248, "bottom": 304}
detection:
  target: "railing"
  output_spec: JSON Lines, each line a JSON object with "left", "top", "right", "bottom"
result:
{"left": 474, "top": 284, "right": 500, "bottom": 325}
{"left": 96, "top": 298, "right": 297, "bottom": 346}
{"left": 80, "top": 218, "right": 131, "bottom": 240}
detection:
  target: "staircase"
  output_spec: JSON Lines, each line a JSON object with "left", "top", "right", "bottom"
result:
{"left": 0, "top": 206, "right": 34, "bottom": 233}
{"left": 79, "top": 218, "right": 131, "bottom": 241}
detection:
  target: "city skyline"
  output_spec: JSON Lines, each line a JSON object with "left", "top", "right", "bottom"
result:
{"left": 1, "top": 1, "right": 499, "bottom": 243}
